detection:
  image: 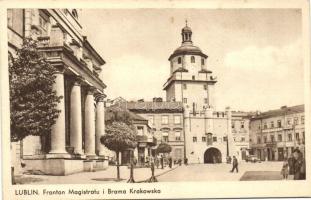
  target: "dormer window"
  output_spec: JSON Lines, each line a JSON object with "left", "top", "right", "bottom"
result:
{"left": 178, "top": 57, "right": 182, "bottom": 64}
{"left": 191, "top": 56, "right": 195, "bottom": 63}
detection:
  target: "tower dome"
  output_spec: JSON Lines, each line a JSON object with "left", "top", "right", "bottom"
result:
{"left": 168, "top": 22, "right": 207, "bottom": 60}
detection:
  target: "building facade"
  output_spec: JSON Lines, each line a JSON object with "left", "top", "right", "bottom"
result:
{"left": 249, "top": 105, "right": 305, "bottom": 161}
{"left": 8, "top": 9, "right": 112, "bottom": 175}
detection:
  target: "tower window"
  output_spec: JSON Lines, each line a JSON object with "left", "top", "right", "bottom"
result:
{"left": 204, "top": 84, "right": 208, "bottom": 90}
{"left": 183, "top": 98, "right": 187, "bottom": 103}
{"left": 191, "top": 56, "right": 195, "bottom": 63}
{"left": 183, "top": 84, "right": 187, "bottom": 89}
{"left": 178, "top": 57, "right": 182, "bottom": 64}
{"left": 201, "top": 58, "right": 205, "bottom": 65}
{"left": 192, "top": 75, "right": 195, "bottom": 80}
{"left": 204, "top": 98, "right": 208, "bottom": 104}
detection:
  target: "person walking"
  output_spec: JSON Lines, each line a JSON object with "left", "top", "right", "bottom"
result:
{"left": 230, "top": 156, "right": 238, "bottom": 173}
{"left": 292, "top": 149, "right": 305, "bottom": 180}
{"left": 155, "top": 156, "right": 159, "bottom": 169}
{"left": 281, "top": 158, "right": 289, "bottom": 180}
{"left": 169, "top": 156, "right": 173, "bottom": 168}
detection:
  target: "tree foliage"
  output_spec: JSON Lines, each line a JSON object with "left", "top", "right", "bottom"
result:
{"left": 9, "top": 39, "right": 62, "bottom": 141}
{"left": 100, "top": 121, "right": 137, "bottom": 153}
{"left": 156, "top": 142, "right": 172, "bottom": 154}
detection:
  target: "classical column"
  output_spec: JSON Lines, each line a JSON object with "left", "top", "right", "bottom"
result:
{"left": 47, "top": 68, "right": 70, "bottom": 158}
{"left": 70, "top": 76, "right": 84, "bottom": 156}
{"left": 85, "top": 86, "right": 97, "bottom": 158}
{"left": 95, "top": 94, "right": 106, "bottom": 157}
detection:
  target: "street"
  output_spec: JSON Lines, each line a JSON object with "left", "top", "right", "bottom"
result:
{"left": 15, "top": 161, "right": 283, "bottom": 184}
{"left": 158, "top": 161, "right": 283, "bottom": 182}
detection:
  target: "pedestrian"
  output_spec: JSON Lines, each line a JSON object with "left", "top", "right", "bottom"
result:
{"left": 230, "top": 156, "right": 238, "bottom": 173}
{"left": 155, "top": 156, "right": 159, "bottom": 169}
{"left": 169, "top": 157, "right": 173, "bottom": 168}
{"left": 292, "top": 148, "right": 305, "bottom": 180}
{"left": 160, "top": 155, "right": 164, "bottom": 169}
{"left": 288, "top": 154, "right": 294, "bottom": 179}
{"left": 281, "top": 157, "right": 289, "bottom": 180}
{"left": 184, "top": 157, "right": 188, "bottom": 165}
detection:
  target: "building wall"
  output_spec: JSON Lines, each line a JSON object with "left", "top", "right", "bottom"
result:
{"left": 249, "top": 108, "right": 305, "bottom": 161}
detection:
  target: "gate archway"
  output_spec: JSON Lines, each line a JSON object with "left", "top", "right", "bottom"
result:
{"left": 204, "top": 147, "right": 222, "bottom": 163}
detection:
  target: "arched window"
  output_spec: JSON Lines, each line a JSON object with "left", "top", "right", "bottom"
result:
{"left": 177, "top": 57, "right": 182, "bottom": 64}
{"left": 207, "top": 133, "right": 213, "bottom": 145}
{"left": 191, "top": 56, "right": 195, "bottom": 63}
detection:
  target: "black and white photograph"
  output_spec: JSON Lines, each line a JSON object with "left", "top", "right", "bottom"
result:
{"left": 1, "top": 0, "right": 311, "bottom": 199}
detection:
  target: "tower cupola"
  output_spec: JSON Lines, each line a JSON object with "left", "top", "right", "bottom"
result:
{"left": 181, "top": 20, "right": 192, "bottom": 44}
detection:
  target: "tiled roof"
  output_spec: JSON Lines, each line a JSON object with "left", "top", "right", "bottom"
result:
{"left": 124, "top": 101, "right": 184, "bottom": 113}
{"left": 250, "top": 105, "right": 304, "bottom": 120}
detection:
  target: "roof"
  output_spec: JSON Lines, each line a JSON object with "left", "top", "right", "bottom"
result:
{"left": 125, "top": 101, "right": 184, "bottom": 113}
{"left": 168, "top": 43, "right": 208, "bottom": 60}
{"left": 182, "top": 25, "right": 192, "bottom": 32}
{"left": 250, "top": 105, "right": 304, "bottom": 120}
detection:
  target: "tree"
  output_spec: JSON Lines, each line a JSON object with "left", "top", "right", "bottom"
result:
{"left": 101, "top": 107, "right": 138, "bottom": 180}
{"left": 156, "top": 142, "right": 172, "bottom": 154}
{"left": 9, "top": 38, "right": 62, "bottom": 141}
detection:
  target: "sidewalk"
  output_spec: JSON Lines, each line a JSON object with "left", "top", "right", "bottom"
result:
{"left": 15, "top": 165, "right": 179, "bottom": 184}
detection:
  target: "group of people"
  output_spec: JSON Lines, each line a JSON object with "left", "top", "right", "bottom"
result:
{"left": 281, "top": 148, "right": 306, "bottom": 180}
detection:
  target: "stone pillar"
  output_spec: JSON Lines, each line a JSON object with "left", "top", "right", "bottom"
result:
{"left": 84, "top": 86, "right": 97, "bottom": 159}
{"left": 70, "top": 76, "right": 84, "bottom": 156}
{"left": 95, "top": 94, "right": 106, "bottom": 157}
{"left": 47, "top": 69, "right": 70, "bottom": 158}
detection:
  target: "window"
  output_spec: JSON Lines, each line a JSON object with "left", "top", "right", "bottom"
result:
{"left": 207, "top": 133, "right": 213, "bottom": 145}
{"left": 277, "top": 120, "right": 282, "bottom": 128}
{"left": 161, "top": 115, "right": 169, "bottom": 125}
{"left": 183, "top": 83, "right": 187, "bottom": 90}
{"left": 202, "top": 137, "right": 206, "bottom": 142}
{"left": 213, "top": 137, "right": 217, "bottom": 142}
{"left": 137, "top": 126, "right": 144, "bottom": 136}
{"left": 257, "top": 137, "right": 261, "bottom": 144}
{"left": 241, "top": 137, "right": 245, "bottom": 142}
{"left": 288, "top": 133, "right": 292, "bottom": 142}
{"left": 223, "top": 136, "right": 228, "bottom": 142}
{"left": 191, "top": 56, "right": 195, "bottom": 63}
{"left": 263, "top": 122, "right": 267, "bottom": 129}
{"left": 148, "top": 115, "right": 154, "bottom": 126}
{"left": 178, "top": 57, "right": 182, "bottom": 64}
{"left": 287, "top": 118, "right": 292, "bottom": 125}
{"left": 232, "top": 122, "right": 235, "bottom": 129}
{"left": 174, "top": 115, "right": 181, "bottom": 124}
{"left": 175, "top": 131, "right": 181, "bottom": 141}
{"left": 201, "top": 58, "right": 205, "bottom": 65}
{"left": 270, "top": 121, "right": 274, "bottom": 128}
{"left": 204, "top": 84, "right": 208, "bottom": 90}
{"left": 258, "top": 125, "right": 261, "bottom": 130}
{"left": 263, "top": 136, "right": 267, "bottom": 143}
{"left": 294, "top": 117, "right": 299, "bottom": 125}
{"left": 193, "top": 137, "right": 197, "bottom": 142}
{"left": 278, "top": 134, "right": 282, "bottom": 142}
{"left": 163, "top": 136, "right": 169, "bottom": 142}
{"left": 301, "top": 116, "right": 305, "bottom": 124}
{"left": 241, "top": 121, "right": 245, "bottom": 128}
{"left": 295, "top": 133, "right": 299, "bottom": 140}
{"left": 204, "top": 98, "right": 208, "bottom": 104}
{"left": 270, "top": 135, "right": 275, "bottom": 142}
{"left": 222, "top": 112, "right": 225, "bottom": 118}
{"left": 192, "top": 75, "right": 195, "bottom": 80}
{"left": 183, "top": 98, "right": 187, "bottom": 103}
{"left": 216, "top": 112, "right": 219, "bottom": 117}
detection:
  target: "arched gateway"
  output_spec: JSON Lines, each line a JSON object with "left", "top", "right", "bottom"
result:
{"left": 204, "top": 147, "right": 222, "bottom": 163}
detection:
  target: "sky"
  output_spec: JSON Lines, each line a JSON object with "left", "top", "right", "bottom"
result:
{"left": 80, "top": 9, "right": 303, "bottom": 112}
